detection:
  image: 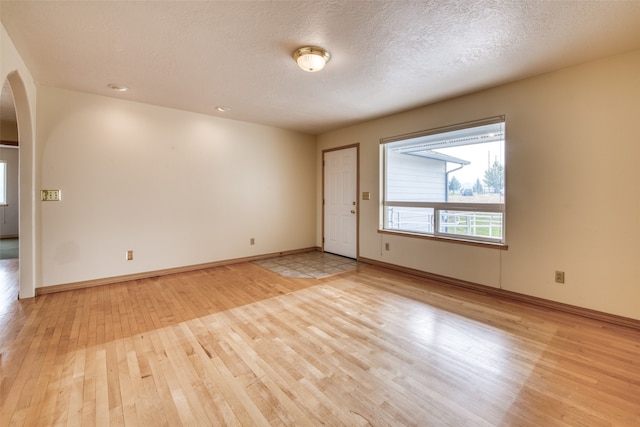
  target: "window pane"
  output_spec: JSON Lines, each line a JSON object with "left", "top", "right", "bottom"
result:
{"left": 385, "top": 206, "right": 434, "bottom": 234}
{"left": 437, "top": 210, "right": 503, "bottom": 240}
{"left": 385, "top": 122, "right": 504, "bottom": 204}
{"left": 442, "top": 140, "right": 504, "bottom": 204}
{"left": 0, "top": 162, "right": 6, "bottom": 205}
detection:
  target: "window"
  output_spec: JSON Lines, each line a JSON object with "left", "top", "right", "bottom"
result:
{"left": 0, "top": 161, "right": 6, "bottom": 205}
{"left": 381, "top": 116, "right": 505, "bottom": 244}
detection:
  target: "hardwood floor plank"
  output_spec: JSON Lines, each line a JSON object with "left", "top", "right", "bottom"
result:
{"left": 139, "top": 331, "right": 184, "bottom": 426}
{"left": 1, "top": 260, "right": 639, "bottom": 426}
{"left": 66, "top": 377, "right": 84, "bottom": 426}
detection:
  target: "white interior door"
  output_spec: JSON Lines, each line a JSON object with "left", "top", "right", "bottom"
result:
{"left": 324, "top": 147, "right": 357, "bottom": 258}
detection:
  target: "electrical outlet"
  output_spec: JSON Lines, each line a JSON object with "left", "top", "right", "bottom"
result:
{"left": 250, "top": 238, "right": 255, "bottom": 245}
{"left": 384, "top": 242, "right": 390, "bottom": 251}
{"left": 555, "top": 270, "right": 565, "bottom": 284}
{"left": 126, "top": 250, "right": 133, "bottom": 261}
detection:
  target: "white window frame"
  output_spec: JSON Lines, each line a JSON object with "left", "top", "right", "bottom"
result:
{"left": 381, "top": 116, "right": 506, "bottom": 246}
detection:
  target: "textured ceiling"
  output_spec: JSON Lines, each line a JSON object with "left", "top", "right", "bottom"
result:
{"left": 2, "top": 1, "right": 640, "bottom": 134}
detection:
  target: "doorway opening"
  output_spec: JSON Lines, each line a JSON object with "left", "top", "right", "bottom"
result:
{"left": 1, "top": 78, "right": 20, "bottom": 301}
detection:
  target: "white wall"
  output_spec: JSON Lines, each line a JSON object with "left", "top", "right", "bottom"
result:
{"left": 317, "top": 49, "right": 640, "bottom": 321}
{"left": 0, "top": 145, "right": 19, "bottom": 236}
{"left": 37, "top": 87, "right": 316, "bottom": 287}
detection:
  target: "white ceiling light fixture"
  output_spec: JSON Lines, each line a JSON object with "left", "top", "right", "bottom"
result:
{"left": 293, "top": 46, "right": 331, "bottom": 72}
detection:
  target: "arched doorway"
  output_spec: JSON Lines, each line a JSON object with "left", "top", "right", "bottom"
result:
{"left": 0, "top": 80, "right": 20, "bottom": 301}
{"left": 2, "top": 72, "right": 36, "bottom": 299}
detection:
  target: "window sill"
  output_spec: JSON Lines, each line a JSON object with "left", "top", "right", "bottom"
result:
{"left": 378, "top": 229, "right": 508, "bottom": 250}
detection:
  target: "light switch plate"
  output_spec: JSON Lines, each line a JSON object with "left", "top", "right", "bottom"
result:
{"left": 362, "top": 191, "right": 370, "bottom": 200}
{"left": 41, "top": 190, "right": 61, "bottom": 201}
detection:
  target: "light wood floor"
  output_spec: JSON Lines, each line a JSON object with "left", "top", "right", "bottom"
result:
{"left": 1, "top": 258, "right": 639, "bottom": 426}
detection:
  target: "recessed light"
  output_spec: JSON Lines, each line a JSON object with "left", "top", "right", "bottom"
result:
{"left": 107, "top": 83, "right": 129, "bottom": 92}
{"left": 215, "top": 106, "right": 231, "bottom": 113}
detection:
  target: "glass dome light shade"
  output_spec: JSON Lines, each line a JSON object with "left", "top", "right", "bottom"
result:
{"left": 293, "top": 47, "right": 331, "bottom": 72}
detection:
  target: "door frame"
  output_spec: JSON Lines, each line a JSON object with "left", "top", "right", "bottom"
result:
{"left": 322, "top": 143, "right": 360, "bottom": 259}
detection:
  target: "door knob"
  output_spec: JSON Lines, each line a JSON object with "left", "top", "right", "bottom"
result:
{"left": 351, "top": 210, "right": 356, "bottom": 214}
